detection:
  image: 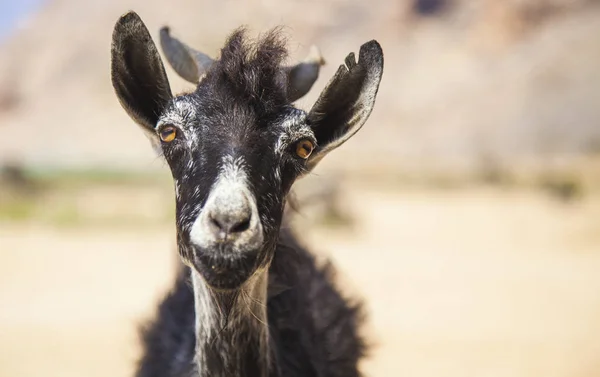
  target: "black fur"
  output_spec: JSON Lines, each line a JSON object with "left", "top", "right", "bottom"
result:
{"left": 212, "top": 27, "right": 288, "bottom": 115}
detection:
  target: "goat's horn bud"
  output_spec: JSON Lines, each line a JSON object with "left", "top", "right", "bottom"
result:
{"left": 306, "top": 45, "right": 326, "bottom": 66}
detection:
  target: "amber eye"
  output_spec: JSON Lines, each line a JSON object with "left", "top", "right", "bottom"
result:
{"left": 159, "top": 125, "right": 177, "bottom": 142}
{"left": 295, "top": 139, "right": 314, "bottom": 159}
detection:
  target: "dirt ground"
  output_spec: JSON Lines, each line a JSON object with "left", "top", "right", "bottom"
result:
{"left": 2, "top": 185, "right": 600, "bottom": 377}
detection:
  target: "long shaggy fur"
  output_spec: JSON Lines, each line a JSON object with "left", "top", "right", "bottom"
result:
{"left": 135, "top": 228, "right": 367, "bottom": 377}
{"left": 206, "top": 28, "right": 290, "bottom": 119}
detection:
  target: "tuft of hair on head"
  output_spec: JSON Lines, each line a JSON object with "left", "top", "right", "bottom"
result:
{"left": 211, "top": 27, "right": 290, "bottom": 117}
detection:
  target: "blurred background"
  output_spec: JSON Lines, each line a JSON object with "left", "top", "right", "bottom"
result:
{"left": 1, "top": 0, "right": 600, "bottom": 376}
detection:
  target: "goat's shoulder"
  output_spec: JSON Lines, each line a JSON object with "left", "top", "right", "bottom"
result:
{"left": 268, "top": 228, "right": 366, "bottom": 377}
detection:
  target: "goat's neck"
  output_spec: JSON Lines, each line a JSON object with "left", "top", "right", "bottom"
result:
{"left": 190, "top": 268, "right": 270, "bottom": 377}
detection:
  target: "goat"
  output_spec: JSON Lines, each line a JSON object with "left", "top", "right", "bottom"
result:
{"left": 110, "top": 11, "right": 384, "bottom": 377}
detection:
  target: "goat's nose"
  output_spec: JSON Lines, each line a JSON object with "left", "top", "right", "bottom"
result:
{"left": 189, "top": 187, "right": 263, "bottom": 251}
{"left": 207, "top": 199, "right": 252, "bottom": 239}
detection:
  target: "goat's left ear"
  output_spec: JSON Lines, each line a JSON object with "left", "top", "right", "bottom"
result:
{"left": 111, "top": 11, "right": 173, "bottom": 147}
{"left": 305, "top": 41, "right": 383, "bottom": 170}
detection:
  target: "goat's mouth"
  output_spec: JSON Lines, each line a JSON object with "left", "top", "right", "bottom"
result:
{"left": 190, "top": 246, "right": 260, "bottom": 290}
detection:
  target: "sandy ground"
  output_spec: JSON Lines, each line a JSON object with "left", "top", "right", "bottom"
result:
{"left": 2, "top": 185, "right": 600, "bottom": 377}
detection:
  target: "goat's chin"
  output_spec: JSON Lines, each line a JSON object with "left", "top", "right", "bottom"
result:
{"left": 190, "top": 247, "right": 260, "bottom": 291}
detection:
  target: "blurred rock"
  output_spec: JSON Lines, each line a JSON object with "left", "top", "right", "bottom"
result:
{"left": 413, "top": 0, "right": 450, "bottom": 16}
{"left": 286, "top": 175, "right": 355, "bottom": 230}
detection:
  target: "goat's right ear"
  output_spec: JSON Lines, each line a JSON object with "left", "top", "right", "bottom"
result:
{"left": 111, "top": 11, "right": 172, "bottom": 145}
{"left": 305, "top": 41, "right": 383, "bottom": 170}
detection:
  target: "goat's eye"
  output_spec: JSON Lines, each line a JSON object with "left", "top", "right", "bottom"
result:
{"left": 159, "top": 126, "right": 177, "bottom": 142}
{"left": 295, "top": 139, "right": 314, "bottom": 159}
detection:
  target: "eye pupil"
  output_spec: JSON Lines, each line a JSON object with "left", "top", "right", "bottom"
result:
{"left": 295, "top": 140, "right": 314, "bottom": 159}
{"left": 159, "top": 126, "right": 177, "bottom": 142}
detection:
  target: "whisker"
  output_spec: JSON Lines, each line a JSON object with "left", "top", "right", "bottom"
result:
{"left": 241, "top": 289, "right": 268, "bottom": 328}
{"left": 244, "top": 292, "right": 267, "bottom": 309}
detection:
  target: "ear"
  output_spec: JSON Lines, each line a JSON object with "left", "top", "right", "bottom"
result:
{"left": 111, "top": 11, "right": 173, "bottom": 147}
{"left": 305, "top": 40, "right": 383, "bottom": 170}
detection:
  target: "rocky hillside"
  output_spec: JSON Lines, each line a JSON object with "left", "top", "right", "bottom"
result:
{"left": 0, "top": 0, "right": 599, "bottom": 176}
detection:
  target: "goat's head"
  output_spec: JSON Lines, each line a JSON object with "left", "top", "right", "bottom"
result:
{"left": 110, "top": 11, "right": 383, "bottom": 290}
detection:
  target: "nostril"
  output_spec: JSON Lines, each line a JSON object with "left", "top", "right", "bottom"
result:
{"left": 207, "top": 209, "right": 252, "bottom": 236}
{"left": 209, "top": 216, "right": 224, "bottom": 232}
{"left": 230, "top": 215, "right": 251, "bottom": 233}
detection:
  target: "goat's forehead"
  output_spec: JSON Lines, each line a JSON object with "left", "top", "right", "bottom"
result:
{"left": 158, "top": 96, "right": 310, "bottom": 135}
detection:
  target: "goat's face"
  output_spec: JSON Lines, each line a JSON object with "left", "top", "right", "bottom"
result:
{"left": 155, "top": 95, "right": 315, "bottom": 289}
{"left": 111, "top": 12, "right": 383, "bottom": 290}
